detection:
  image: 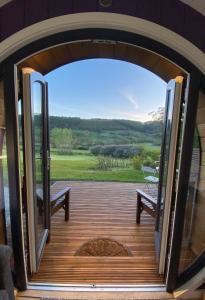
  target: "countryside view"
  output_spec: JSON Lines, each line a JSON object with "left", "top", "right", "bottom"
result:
{"left": 45, "top": 59, "right": 166, "bottom": 182}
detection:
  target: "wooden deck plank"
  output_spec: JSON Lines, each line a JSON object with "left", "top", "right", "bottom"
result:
{"left": 31, "top": 181, "right": 163, "bottom": 284}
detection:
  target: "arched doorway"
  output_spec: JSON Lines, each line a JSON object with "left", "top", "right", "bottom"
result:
{"left": 20, "top": 56, "right": 168, "bottom": 286}
{"left": 0, "top": 20, "right": 204, "bottom": 293}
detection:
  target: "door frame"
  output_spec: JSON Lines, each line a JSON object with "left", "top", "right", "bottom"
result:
{"left": 22, "top": 68, "right": 50, "bottom": 273}
{"left": 156, "top": 77, "right": 184, "bottom": 274}
{"left": 166, "top": 74, "right": 201, "bottom": 291}
{"left": 1, "top": 28, "right": 204, "bottom": 291}
{"left": 3, "top": 63, "right": 27, "bottom": 290}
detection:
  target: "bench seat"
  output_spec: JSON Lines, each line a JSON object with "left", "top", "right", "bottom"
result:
{"left": 136, "top": 188, "right": 159, "bottom": 224}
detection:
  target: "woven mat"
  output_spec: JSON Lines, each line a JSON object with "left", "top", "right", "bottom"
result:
{"left": 75, "top": 238, "right": 132, "bottom": 257}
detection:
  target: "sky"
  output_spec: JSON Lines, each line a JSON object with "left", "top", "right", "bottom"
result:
{"left": 45, "top": 59, "right": 167, "bottom": 122}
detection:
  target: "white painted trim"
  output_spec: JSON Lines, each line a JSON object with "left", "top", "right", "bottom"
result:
{"left": 159, "top": 77, "right": 184, "bottom": 274}
{"left": 0, "top": 0, "right": 12, "bottom": 8}
{"left": 15, "top": 65, "right": 28, "bottom": 282}
{"left": 0, "top": 12, "right": 205, "bottom": 73}
{"left": 22, "top": 68, "right": 37, "bottom": 273}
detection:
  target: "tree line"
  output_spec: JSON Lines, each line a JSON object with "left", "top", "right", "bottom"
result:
{"left": 48, "top": 116, "right": 163, "bottom": 133}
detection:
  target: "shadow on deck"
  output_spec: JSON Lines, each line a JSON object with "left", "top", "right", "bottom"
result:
{"left": 31, "top": 181, "right": 163, "bottom": 285}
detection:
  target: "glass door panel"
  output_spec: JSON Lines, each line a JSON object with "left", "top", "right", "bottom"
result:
{"left": 33, "top": 82, "right": 45, "bottom": 255}
{"left": 156, "top": 89, "right": 174, "bottom": 236}
{"left": 178, "top": 90, "right": 205, "bottom": 275}
{"left": 0, "top": 80, "right": 12, "bottom": 246}
{"left": 156, "top": 77, "right": 184, "bottom": 274}
{"left": 171, "top": 85, "right": 205, "bottom": 294}
{"left": 22, "top": 68, "right": 50, "bottom": 273}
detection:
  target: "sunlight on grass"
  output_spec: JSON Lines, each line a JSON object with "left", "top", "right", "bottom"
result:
{"left": 50, "top": 149, "right": 149, "bottom": 182}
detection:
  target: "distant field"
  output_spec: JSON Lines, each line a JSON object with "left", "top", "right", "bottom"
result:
{"left": 50, "top": 149, "right": 153, "bottom": 182}
{"left": 49, "top": 116, "right": 162, "bottom": 148}
{"left": 48, "top": 116, "right": 162, "bottom": 182}
{"left": 134, "top": 143, "right": 160, "bottom": 152}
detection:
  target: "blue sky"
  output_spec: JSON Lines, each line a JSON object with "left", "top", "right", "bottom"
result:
{"left": 45, "top": 59, "right": 166, "bottom": 122}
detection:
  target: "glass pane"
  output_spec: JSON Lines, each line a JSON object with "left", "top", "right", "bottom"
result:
{"left": 33, "top": 81, "right": 45, "bottom": 253}
{"left": 18, "top": 98, "right": 29, "bottom": 266}
{"left": 157, "top": 89, "right": 174, "bottom": 233}
{"left": 0, "top": 80, "right": 12, "bottom": 246}
{"left": 178, "top": 90, "right": 205, "bottom": 274}
{"left": 0, "top": 127, "right": 6, "bottom": 244}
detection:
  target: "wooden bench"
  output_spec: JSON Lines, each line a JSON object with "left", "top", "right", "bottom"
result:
{"left": 136, "top": 188, "right": 158, "bottom": 224}
{"left": 37, "top": 183, "right": 71, "bottom": 221}
{"left": 50, "top": 183, "right": 71, "bottom": 221}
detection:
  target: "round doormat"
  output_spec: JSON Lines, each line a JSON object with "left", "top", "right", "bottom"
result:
{"left": 75, "top": 238, "right": 132, "bottom": 257}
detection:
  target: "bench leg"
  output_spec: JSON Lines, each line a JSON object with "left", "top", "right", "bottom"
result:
{"left": 65, "top": 191, "right": 70, "bottom": 221}
{"left": 136, "top": 192, "right": 142, "bottom": 224}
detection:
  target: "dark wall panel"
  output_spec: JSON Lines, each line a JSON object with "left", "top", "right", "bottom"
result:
{"left": 0, "top": 0, "right": 205, "bottom": 53}
{"left": 48, "top": 0, "right": 73, "bottom": 18}
{"left": 104, "top": 0, "right": 137, "bottom": 17}
{"left": 73, "top": 0, "right": 97, "bottom": 13}
{"left": 0, "top": 0, "right": 24, "bottom": 40}
{"left": 135, "top": 0, "right": 161, "bottom": 24}
{"left": 184, "top": 6, "right": 205, "bottom": 51}
{"left": 24, "top": 0, "right": 49, "bottom": 27}
{"left": 160, "top": 0, "right": 185, "bottom": 37}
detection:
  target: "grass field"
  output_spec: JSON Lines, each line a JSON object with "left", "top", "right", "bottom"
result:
{"left": 50, "top": 148, "right": 154, "bottom": 183}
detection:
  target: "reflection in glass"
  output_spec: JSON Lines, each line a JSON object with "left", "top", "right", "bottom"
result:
{"left": 157, "top": 90, "right": 174, "bottom": 235}
{"left": 18, "top": 99, "right": 29, "bottom": 267}
{"left": 0, "top": 80, "right": 11, "bottom": 246}
{"left": 0, "top": 128, "right": 6, "bottom": 244}
{"left": 33, "top": 82, "right": 45, "bottom": 253}
{"left": 178, "top": 90, "right": 205, "bottom": 274}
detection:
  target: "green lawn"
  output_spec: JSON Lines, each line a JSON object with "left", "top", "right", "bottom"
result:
{"left": 137, "top": 143, "right": 160, "bottom": 152}
{"left": 50, "top": 150, "right": 147, "bottom": 182}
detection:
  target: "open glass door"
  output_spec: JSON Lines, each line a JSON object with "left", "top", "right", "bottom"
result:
{"left": 22, "top": 68, "right": 50, "bottom": 273}
{"left": 156, "top": 76, "right": 184, "bottom": 274}
{"left": 172, "top": 88, "right": 205, "bottom": 297}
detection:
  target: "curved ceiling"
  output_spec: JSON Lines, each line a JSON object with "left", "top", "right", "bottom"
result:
{"left": 19, "top": 40, "right": 185, "bottom": 82}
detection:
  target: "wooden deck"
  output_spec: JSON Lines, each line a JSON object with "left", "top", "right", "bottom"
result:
{"left": 31, "top": 181, "right": 164, "bottom": 285}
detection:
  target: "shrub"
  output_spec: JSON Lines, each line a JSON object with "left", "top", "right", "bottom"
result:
{"left": 132, "top": 155, "right": 142, "bottom": 170}
{"left": 143, "top": 156, "right": 155, "bottom": 168}
{"left": 51, "top": 128, "right": 73, "bottom": 155}
{"left": 89, "top": 145, "right": 102, "bottom": 155}
{"left": 95, "top": 156, "right": 130, "bottom": 170}
{"left": 132, "top": 147, "right": 159, "bottom": 170}
{"left": 96, "top": 156, "right": 116, "bottom": 170}
{"left": 90, "top": 144, "right": 139, "bottom": 158}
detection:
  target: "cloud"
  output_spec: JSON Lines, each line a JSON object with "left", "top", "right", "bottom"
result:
{"left": 49, "top": 94, "right": 152, "bottom": 122}
{"left": 87, "top": 107, "right": 151, "bottom": 122}
{"left": 109, "top": 110, "right": 151, "bottom": 122}
{"left": 120, "top": 90, "right": 139, "bottom": 111}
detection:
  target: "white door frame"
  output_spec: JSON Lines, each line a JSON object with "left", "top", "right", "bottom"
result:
{"left": 159, "top": 76, "right": 184, "bottom": 274}
{"left": 22, "top": 67, "right": 37, "bottom": 272}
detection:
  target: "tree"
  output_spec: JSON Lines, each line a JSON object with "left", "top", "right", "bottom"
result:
{"left": 148, "top": 106, "right": 165, "bottom": 121}
{"left": 51, "top": 128, "right": 73, "bottom": 154}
